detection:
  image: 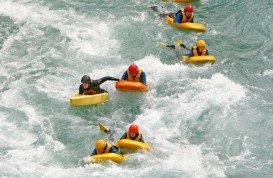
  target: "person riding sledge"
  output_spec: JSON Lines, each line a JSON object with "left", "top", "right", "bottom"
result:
{"left": 167, "top": 39, "right": 209, "bottom": 57}
{"left": 174, "top": 4, "right": 194, "bottom": 23}
{"left": 187, "top": 40, "right": 209, "bottom": 57}
{"left": 91, "top": 139, "right": 121, "bottom": 156}
{"left": 121, "top": 64, "right": 146, "bottom": 85}
{"left": 120, "top": 124, "right": 145, "bottom": 143}
{"left": 79, "top": 75, "right": 119, "bottom": 95}
{"left": 150, "top": 4, "right": 194, "bottom": 22}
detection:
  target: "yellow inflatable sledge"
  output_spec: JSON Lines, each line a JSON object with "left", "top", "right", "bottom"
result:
{"left": 115, "top": 81, "right": 148, "bottom": 92}
{"left": 162, "top": 0, "right": 199, "bottom": 3}
{"left": 88, "top": 153, "right": 127, "bottom": 164}
{"left": 166, "top": 15, "right": 206, "bottom": 32}
{"left": 70, "top": 93, "right": 109, "bottom": 106}
{"left": 117, "top": 139, "right": 151, "bottom": 151}
{"left": 182, "top": 55, "right": 216, "bottom": 64}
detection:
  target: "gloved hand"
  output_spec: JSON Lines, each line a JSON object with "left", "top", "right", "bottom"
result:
{"left": 167, "top": 45, "right": 175, "bottom": 49}
{"left": 180, "top": 44, "right": 186, "bottom": 48}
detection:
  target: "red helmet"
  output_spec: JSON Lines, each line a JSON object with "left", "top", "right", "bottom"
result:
{"left": 128, "top": 64, "right": 138, "bottom": 74}
{"left": 129, "top": 124, "right": 139, "bottom": 134}
{"left": 185, "top": 5, "right": 193, "bottom": 13}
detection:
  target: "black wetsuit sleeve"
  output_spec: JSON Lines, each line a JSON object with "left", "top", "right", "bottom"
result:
{"left": 120, "top": 132, "right": 127, "bottom": 140}
{"left": 166, "top": 45, "right": 176, "bottom": 49}
{"left": 91, "top": 149, "right": 97, "bottom": 156}
{"left": 206, "top": 50, "right": 209, "bottom": 55}
{"left": 180, "top": 44, "right": 191, "bottom": 52}
{"left": 121, "top": 72, "right": 128, "bottom": 80}
{"left": 93, "top": 76, "right": 119, "bottom": 85}
{"left": 187, "top": 48, "right": 194, "bottom": 57}
{"left": 140, "top": 72, "right": 146, "bottom": 85}
{"left": 79, "top": 84, "right": 84, "bottom": 94}
{"left": 110, "top": 146, "right": 121, "bottom": 155}
{"left": 191, "top": 16, "right": 194, "bottom": 23}
{"left": 139, "top": 135, "right": 145, "bottom": 143}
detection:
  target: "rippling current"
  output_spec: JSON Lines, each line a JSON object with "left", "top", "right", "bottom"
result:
{"left": 0, "top": 0, "right": 273, "bottom": 177}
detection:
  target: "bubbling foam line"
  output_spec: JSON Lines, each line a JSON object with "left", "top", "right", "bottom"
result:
{"left": 0, "top": 0, "right": 119, "bottom": 56}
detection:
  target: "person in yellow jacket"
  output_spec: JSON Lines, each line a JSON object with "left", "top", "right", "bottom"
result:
{"left": 121, "top": 64, "right": 146, "bottom": 85}
{"left": 119, "top": 124, "right": 145, "bottom": 143}
{"left": 167, "top": 39, "right": 209, "bottom": 57}
{"left": 187, "top": 40, "right": 209, "bottom": 57}
{"left": 91, "top": 140, "right": 121, "bottom": 155}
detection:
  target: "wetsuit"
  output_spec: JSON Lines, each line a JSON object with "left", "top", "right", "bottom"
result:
{"left": 79, "top": 76, "right": 119, "bottom": 95}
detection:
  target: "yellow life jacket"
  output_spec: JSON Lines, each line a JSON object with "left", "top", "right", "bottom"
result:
{"left": 181, "top": 9, "right": 194, "bottom": 23}
{"left": 127, "top": 69, "right": 142, "bottom": 82}
{"left": 102, "top": 142, "right": 112, "bottom": 154}
{"left": 193, "top": 46, "right": 207, "bottom": 56}
{"left": 126, "top": 132, "right": 142, "bottom": 141}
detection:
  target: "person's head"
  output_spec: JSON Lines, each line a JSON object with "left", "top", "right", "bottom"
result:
{"left": 128, "top": 124, "right": 139, "bottom": 138}
{"left": 196, "top": 40, "right": 207, "bottom": 52}
{"left": 95, "top": 139, "right": 107, "bottom": 154}
{"left": 184, "top": 5, "right": 193, "bottom": 17}
{"left": 128, "top": 64, "right": 139, "bottom": 77}
{"left": 81, "top": 75, "right": 91, "bottom": 89}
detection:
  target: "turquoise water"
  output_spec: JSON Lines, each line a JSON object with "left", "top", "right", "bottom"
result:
{"left": 0, "top": 0, "right": 273, "bottom": 177}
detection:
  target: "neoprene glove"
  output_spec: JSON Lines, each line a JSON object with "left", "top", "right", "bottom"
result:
{"left": 180, "top": 44, "right": 186, "bottom": 48}
{"left": 168, "top": 45, "right": 175, "bottom": 49}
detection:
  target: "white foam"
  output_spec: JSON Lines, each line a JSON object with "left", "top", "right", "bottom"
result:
{"left": 129, "top": 57, "right": 246, "bottom": 177}
{"left": 0, "top": 0, "right": 119, "bottom": 56}
{"left": 0, "top": 78, "right": 65, "bottom": 175}
{"left": 0, "top": 1, "right": 249, "bottom": 177}
{"left": 0, "top": 112, "right": 57, "bottom": 177}
{"left": 35, "top": 69, "right": 76, "bottom": 101}
{"left": 188, "top": 73, "right": 247, "bottom": 116}
{"left": 263, "top": 70, "right": 273, "bottom": 76}
{"left": 0, "top": 0, "right": 31, "bottom": 24}
{"left": 0, "top": 113, "right": 37, "bottom": 148}
{"left": 131, "top": 12, "right": 147, "bottom": 22}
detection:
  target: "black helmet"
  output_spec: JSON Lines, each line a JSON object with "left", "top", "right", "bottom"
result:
{"left": 81, "top": 75, "right": 91, "bottom": 83}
